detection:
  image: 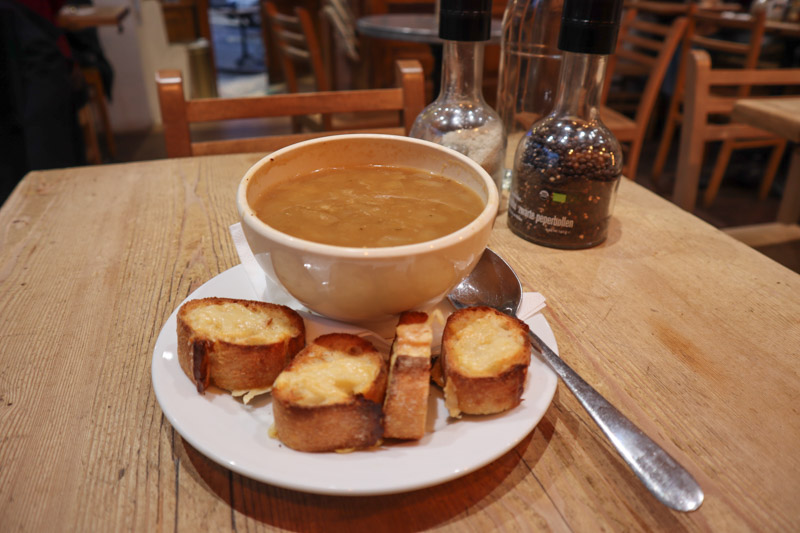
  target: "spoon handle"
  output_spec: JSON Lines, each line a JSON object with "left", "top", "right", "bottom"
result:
{"left": 528, "top": 330, "right": 704, "bottom": 512}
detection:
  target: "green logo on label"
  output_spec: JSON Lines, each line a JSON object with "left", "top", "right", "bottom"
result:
{"left": 552, "top": 192, "right": 567, "bottom": 203}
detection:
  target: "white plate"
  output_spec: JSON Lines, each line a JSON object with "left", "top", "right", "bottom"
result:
{"left": 151, "top": 264, "right": 558, "bottom": 496}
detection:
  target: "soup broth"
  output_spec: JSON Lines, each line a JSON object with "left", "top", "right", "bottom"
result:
{"left": 254, "top": 165, "right": 485, "bottom": 247}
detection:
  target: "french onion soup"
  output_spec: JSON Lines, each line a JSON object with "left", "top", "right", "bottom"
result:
{"left": 253, "top": 165, "right": 484, "bottom": 247}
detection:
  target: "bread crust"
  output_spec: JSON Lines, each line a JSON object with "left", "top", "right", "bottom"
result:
{"left": 383, "top": 311, "right": 432, "bottom": 440}
{"left": 176, "top": 297, "right": 305, "bottom": 394}
{"left": 273, "top": 398, "right": 384, "bottom": 452}
{"left": 441, "top": 306, "right": 531, "bottom": 417}
{"left": 272, "top": 334, "right": 387, "bottom": 452}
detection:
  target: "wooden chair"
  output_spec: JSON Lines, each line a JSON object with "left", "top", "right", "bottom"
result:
{"left": 261, "top": 2, "right": 323, "bottom": 93}
{"left": 155, "top": 59, "right": 425, "bottom": 158}
{"left": 261, "top": 1, "right": 322, "bottom": 132}
{"left": 260, "top": 1, "right": 399, "bottom": 132}
{"left": 673, "top": 49, "right": 800, "bottom": 214}
{"left": 599, "top": 3, "right": 688, "bottom": 180}
{"left": 651, "top": 8, "right": 787, "bottom": 206}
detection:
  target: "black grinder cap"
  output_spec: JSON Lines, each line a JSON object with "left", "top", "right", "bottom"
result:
{"left": 439, "top": 0, "right": 493, "bottom": 41}
{"left": 558, "top": 0, "right": 624, "bottom": 55}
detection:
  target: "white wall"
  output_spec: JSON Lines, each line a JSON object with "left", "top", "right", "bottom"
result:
{"left": 95, "top": 0, "right": 190, "bottom": 131}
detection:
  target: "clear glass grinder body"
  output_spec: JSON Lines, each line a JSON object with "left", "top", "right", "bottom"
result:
{"left": 507, "top": 0, "right": 625, "bottom": 249}
{"left": 410, "top": 0, "right": 506, "bottom": 192}
{"left": 496, "top": 0, "right": 564, "bottom": 186}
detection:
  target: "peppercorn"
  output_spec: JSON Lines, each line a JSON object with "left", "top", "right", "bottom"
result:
{"left": 507, "top": 117, "right": 622, "bottom": 249}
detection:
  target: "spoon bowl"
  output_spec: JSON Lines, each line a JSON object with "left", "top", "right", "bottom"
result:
{"left": 448, "top": 248, "right": 704, "bottom": 512}
{"left": 447, "top": 247, "right": 522, "bottom": 316}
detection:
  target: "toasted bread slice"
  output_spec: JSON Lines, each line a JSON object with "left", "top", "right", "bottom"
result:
{"left": 177, "top": 297, "right": 305, "bottom": 397}
{"left": 272, "top": 333, "right": 387, "bottom": 452}
{"left": 383, "top": 311, "right": 434, "bottom": 440}
{"left": 440, "top": 306, "right": 531, "bottom": 417}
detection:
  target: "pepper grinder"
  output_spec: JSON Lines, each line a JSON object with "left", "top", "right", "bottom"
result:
{"left": 409, "top": 0, "right": 505, "bottom": 192}
{"left": 507, "top": 0, "right": 624, "bottom": 249}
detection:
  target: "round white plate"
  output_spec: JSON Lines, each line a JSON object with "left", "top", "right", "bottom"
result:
{"left": 151, "top": 264, "right": 558, "bottom": 496}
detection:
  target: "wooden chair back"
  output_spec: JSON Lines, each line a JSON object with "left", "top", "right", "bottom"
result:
{"left": 673, "top": 49, "right": 800, "bottom": 212}
{"left": 261, "top": 2, "right": 327, "bottom": 93}
{"left": 599, "top": 4, "right": 688, "bottom": 180}
{"left": 156, "top": 60, "right": 426, "bottom": 158}
{"left": 688, "top": 9, "right": 767, "bottom": 97}
{"left": 651, "top": 7, "right": 770, "bottom": 183}
{"left": 261, "top": 1, "right": 402, "bottom": 132}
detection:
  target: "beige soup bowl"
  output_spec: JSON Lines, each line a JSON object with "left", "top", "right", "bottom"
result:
{"left": 237, "top": 134, "right": 499, "bottom": 324}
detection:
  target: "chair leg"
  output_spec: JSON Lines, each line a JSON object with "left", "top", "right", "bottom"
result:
{"left": 651, "top": 102, "right": 680, "bottom": 185}
{"left": 94, "top": 84, "right": 116, "bottom": 158}
{"left": 702, "top": 139, "right": 735, "bottom": 208}
{"left": 82, "top": 68, "right": 116, "bottom": 159}
{"left": 625, "top": 139, "right": 643, "bottom": 182}
{"left": 777, "top": 146, "right": 800, "bottom": 223}
{"left": 78, "top": 104, "right": 102, "bottom": 165}
{"left": 758, "top": 140, "right": 788, "bottom": 200}
{"left": 673, "top": 83, "right": 705, "bottom": 213}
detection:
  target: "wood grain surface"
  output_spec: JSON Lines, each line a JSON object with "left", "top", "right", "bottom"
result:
{"left": 731, "top": 97, "right": 800, "bottom": 224}
{"left": 1, "top": 153, "right": 799, "bottom": 531}
{"left": 732, "top": 98, "right": 800, "bottom": 144}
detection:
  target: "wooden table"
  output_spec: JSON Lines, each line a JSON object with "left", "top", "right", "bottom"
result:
{"left": 356, "top": 13, "right": 502, "bottom": 107}
{"left": 733, "top": 97, "right": 800, "bottom": 224}
{"left": 356, "top": 14, "right": 502, "bottom": 44}
{"left": 1, "top": 154, "right": 799, "bottom": 530}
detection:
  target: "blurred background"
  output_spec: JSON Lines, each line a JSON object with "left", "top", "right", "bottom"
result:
{"left": 2, "top": 0, "right": 798, "bottom": 271}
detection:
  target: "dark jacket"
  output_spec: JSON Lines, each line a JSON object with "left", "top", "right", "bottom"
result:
{"left": 0, "top": 0, "right": 86, "bottom": 203}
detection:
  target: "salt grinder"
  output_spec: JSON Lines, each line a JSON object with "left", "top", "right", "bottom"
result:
{"left": 409, "top": 0, "right": 505, "bottom": 192}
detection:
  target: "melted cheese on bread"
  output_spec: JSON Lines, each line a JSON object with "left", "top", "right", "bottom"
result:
{"left": 185, "top": 302, "right": 300, "bottom": 345}
{"left": 448, "top": 314, "right": 523, "bottom": 376}
{"left": 273, "top": 350, "right": 380, "bottom": 406}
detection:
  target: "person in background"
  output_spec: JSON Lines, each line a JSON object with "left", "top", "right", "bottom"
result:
{"left": 0, "top": 0, "right": 87, "bottom": 205}
{"left": 65, "top": 0, "right": 113, "bottom": 100}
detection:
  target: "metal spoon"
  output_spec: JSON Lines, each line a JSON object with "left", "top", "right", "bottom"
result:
{"left": 448, "top": 248, "right": 704, "bottom": 512}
